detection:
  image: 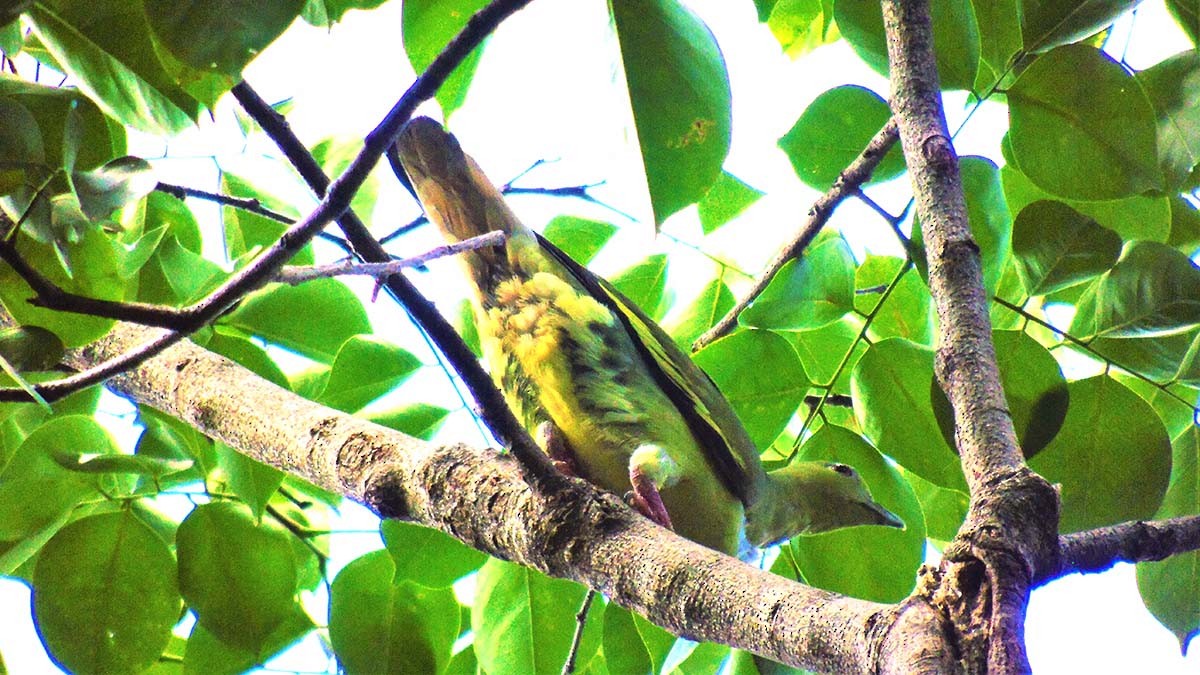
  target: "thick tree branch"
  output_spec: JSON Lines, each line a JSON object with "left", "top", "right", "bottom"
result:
{"left": 60, "top": 316, "right": 952, "bottom": 673}
{"left": 1048, "top": 515, "right": 1200, "bottom": 581}
{"left": 881, "top": 0, "right": 1059, "bottom": 672}
{"left": 691, "top": 120, "right": 898, "bottom": 352}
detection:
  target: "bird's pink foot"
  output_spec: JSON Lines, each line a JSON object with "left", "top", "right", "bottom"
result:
{"left": 629, "top": 465, "right": 673, "bottom": 530}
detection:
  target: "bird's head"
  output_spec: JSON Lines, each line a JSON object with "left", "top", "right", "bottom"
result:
{"left": 744, "top": 460, "right": 904, "bottom": 549}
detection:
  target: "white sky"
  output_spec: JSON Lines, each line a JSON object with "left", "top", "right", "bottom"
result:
{"left": 2, "top": 1, "right": 1198, "bottom": 673}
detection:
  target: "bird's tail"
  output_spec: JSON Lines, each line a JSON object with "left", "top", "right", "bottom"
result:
{"left": 395, "top": 117, "right": 526, "bottom": 293}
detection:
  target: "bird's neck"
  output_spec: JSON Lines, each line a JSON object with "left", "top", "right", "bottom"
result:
{"left": 743, "top": 470, "right": 816, "bottom": 549}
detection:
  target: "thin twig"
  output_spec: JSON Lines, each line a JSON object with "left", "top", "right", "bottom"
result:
{"left": 276, "top": 232, "right": 505, "bottom": 285}
{"left": 692, "top": 119, "right": 900, "bottom": 352}
{"left": 561, "top": 590, "right": 596, "bottom": 675}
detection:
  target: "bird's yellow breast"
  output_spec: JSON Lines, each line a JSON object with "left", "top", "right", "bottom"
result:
{"left": 477, "top": 265, "right": 742, "bottom": 552}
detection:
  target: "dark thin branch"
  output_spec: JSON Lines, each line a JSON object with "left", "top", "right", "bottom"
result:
{"left": 0, "top": 322, "right": 185, "bottom": 403}
{"left": 230, "top": 9, "right": 553, "bottom": 483}
{"left": 692, "top": 119, "right": 899, "bottom": 352}
{"left": 1049, "top": 515, "right": 1200, "bottom": 582}
{"left": 561, "top": 590, "right": 596, "bottom": 675}
{"left": 155, "top": 181, "right": 354, "bottom": 252}
{"left": 156, "top": 181, "right": 293, "bottom": 224}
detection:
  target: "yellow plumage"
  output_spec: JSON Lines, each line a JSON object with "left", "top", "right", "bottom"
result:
{"left": 397, "top": 117, "right": 902, "bottom": 557}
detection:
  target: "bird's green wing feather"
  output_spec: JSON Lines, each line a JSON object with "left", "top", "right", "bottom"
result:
{"left": 535, "top": 233, "right": 766, "bottom": 506}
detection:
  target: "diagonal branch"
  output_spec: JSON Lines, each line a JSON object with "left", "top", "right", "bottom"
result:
{"left": 691, "top": 120, "right": 899, "bottom": 352}
{"left": 60, "top": 313, "right": 950, "bottom": 673}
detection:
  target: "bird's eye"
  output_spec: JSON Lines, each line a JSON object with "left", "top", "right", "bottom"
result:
{"left": 829, "top": 463, "right": 856, "bottom": 477}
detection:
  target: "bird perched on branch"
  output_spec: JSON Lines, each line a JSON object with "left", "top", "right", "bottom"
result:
{"left": 396, "top": 116, "right": 902, "bottom": 557}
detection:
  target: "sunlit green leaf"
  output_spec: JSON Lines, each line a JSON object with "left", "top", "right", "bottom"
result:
{"left": 694, "top": 329, "right": 810, "bottom": 449}
{"left": 1029, "top": 376, "right": 1171, "bottom": 532}
{"left": 611, "top": 0, "right": 731, "bottom": 225}
{"left": 1008, "top": 45, "right": 1161, "bottom": 199}
{"left": 33, "top": 511, "right": 179, "bottom": 675}
{"left": 778, "top": 85, "right": 904, "bottom": 190}
{"left": 741, "top": 237, "right": 855, "bottom": 331}
{"left": 1012, "top": 200, "right": 1123, "bottom": 296}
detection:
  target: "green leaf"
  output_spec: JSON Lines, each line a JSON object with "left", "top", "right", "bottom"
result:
{"left": 901, "top": 467, "right": 968, "bottom": 543}
{"left": 140, "top": 233, "right": 225, "bottom": 305}
{"left": 144, "top": 0, "right": 304, "bottom": 78}
{"left": 472, "top": 558, "right": 603, "bottom": 675}
{"left": 204, "top": 328, "right": 291, "bottom": 389}
{"left": 222, "top": 278, "right": 371, "bottom": 363}
{"left": 666, "top": 276, "right": 734, "bottom": 348}
{"left": 312, "top": 136, "right": 379, "bottom": 222}
{"left": 697, "top": 171, "right": 763, "bottom": 234}
{"left": 740, "top": 237, "right": 855, "bottom": 331}
{"left": 27, "top": 1, "right": 198, "bottom": 134}
{"left": 602, "top": 606, "right": 675, "bottom": 675}
{"left": 1000, "top": 162, "right": 1170, "bottom": 243}
{"left": 366, "top": 403, "right": 451, "bottom": 440}
{"left": 33, "top": 511, "right": 180, "bottom": 675}
{"left": 931, "top": 330, "right": 1069, "bottom": 458}
{"left": 542, "top": 215, "right": 616, "bottom": 265}
{"left": 1137, "top": 49, "right": 1200, "bottom": 191}
{"left": 1020, "top": 0, "right": 1140, "bottom": 52}
{"left": 693, "top": 329, "right": 810, "bottom": 450}
{"left": 777, "top": 85, "right": 904, "bottom": 190}
{"left": 610, "top": 253, "right": 668, "bottom": 319}
{"left": 1114, "top": 374, "right": 1199, "bottom": 441}
{"left": 1008, "top": 44, "right": 1161, "bottom": 199}
{"left": 4, "top": 414, "right": 120, "bottom": 483}
{"left": 0, "top": 231, "right": 122, "bottom": 346}
{"left": 835, "top": 0, "right": 980, "bottom": 91}
{"left": 663, "top": 640, "right": 730, "bottom": 674}
{"left": 318, "top": 335, "right": 422, "bottom": 413}
{"left": 1070, "top": 241, "right": 1200, "bottom": 339}
{"left": 214, "top": 442, "right": 284, "bottom": 519}
{"left": 301, "top": 0, "right": 390, "bottom": 26}
{"left": 765, "top": 0, "right": 836, "bottom": 59}
{"left": 790, "top": 426, "right": 924, "bottom": 602}
{"left": 1029, "top": 376, "right": 1171, "bottom": 532}
{"left": 851, "top": 339, "right": 966, "bottom": 490}
{"left": 856, "top": 257, "right": 932, "bottom": 344}
{"left": 1088, "top": 326, "right": 1200, "bottom": 387}
{"left": 52, "top": 451, "right": 193, "bottom": 477}
{"left": 1012, "top": 200, "right": 1123, "bottom": 296}
{"left": 381, "top": 520, "right": 487, "bottom": 587}
{"left": 1137, "top": 426, "right": 1200, "bottom": 652}
{"left": 0, "top": 475, "right": 90, "bottom": 540}
{"left": 787, "top": 318, "right": 864, "bottom": 389}
{"left": 182, "top": 604, "right": 312, "bottom": 675}
{"left": 402, "top": 0, "right": 489, "bottom": 117}
{"left": 330, "top": 550, "right": 461, "bottom": 675}
{"left": 611, "top": 0, "right": 731, "bottom": 225}
{"left": 220, "top": 172, "right": 307, "bottom": 264}
{"left": 177, "top": 502, "right": 299, "bottom": 650}
{"left": 70, "top": 155, "right": 156, "bottom": 220}
{"left": 0, "top": 325, "right": 64, "bottom": 371}
{"left": 1168, "top": 0, "right": 1200, "bottom": 46}
{"left": 1169, "top": 196, "right": 1200, "bottom": 255}
{"left": 972, "top": 0, "right": 1022, "bottom": 92}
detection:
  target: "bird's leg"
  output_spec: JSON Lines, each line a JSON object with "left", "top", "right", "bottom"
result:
{"left": 627, "top": 445, "right": 680, "bottom": 531}
{"left": 538, "top": 421, "right": 579, "bottom": 477}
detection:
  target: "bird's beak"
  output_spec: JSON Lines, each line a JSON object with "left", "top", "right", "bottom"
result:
{"left": 867, "top": 502, "right": 905, "bottom": 530}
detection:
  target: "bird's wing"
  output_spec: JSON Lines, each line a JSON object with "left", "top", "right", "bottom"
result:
{"left": 536, "top": 233, "right": 766, "bottom": 506}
